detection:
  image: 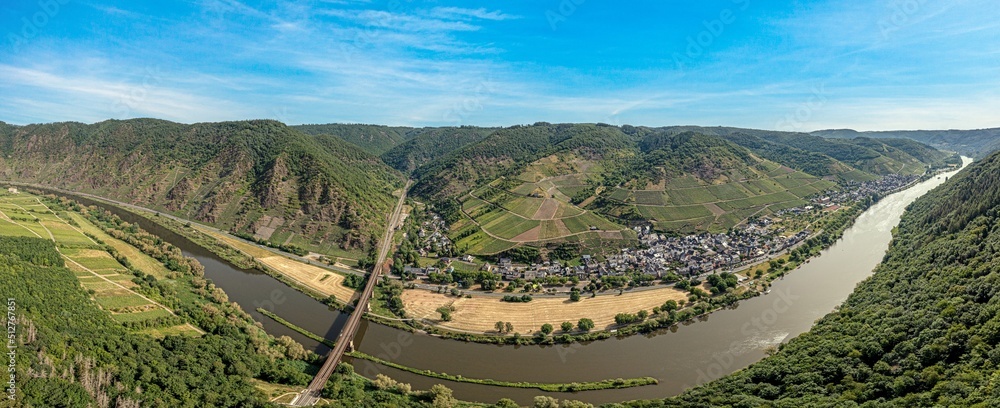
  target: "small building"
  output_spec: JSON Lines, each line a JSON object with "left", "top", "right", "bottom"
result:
{"left": 6, "top": 187, "right": 17, "bottom": 194}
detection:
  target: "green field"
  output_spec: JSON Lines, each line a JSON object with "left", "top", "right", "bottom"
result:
{"left": 707, "top": 183, "right": 753, "bottom": 201}
{"left": 666, "top": 187, "right": 716, "bottom": 205}
{"left": 454, "top": 229, "right": 518, "bottom": 254}
{"left": 70, "top": 256, "right": 126, "bottom": 271}
{"left": 95, "top": 293, "right": 153, "bottom": 310}
{"left": 656, "top": 216, "right": 716, "bottom": 233}
{"left": 42, "top": 221, "right": 95, "bottom": 245}
{"left": 506, "top": 197, "right": 544, "bottom": 218}
{"left": 555, "top": 185, "right": 589, "bottom": 199}
{"left": 633, "top": 190, "right": 668, "bottom": 206}
{"left": 637, "top": 205, "right": 714, "bottom": 221}
{"left": 481, "top": 215, "right": 539, "bottom": 240}
{"left": 0, "top": 220, "right": 37, "bottom": 237}
{"left": 112, "top": 308, "right": 173, "bottom": 323}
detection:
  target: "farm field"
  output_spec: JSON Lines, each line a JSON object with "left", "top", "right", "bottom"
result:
{"left": 0, "top": 192, "right": 201, "bottom": 336}
{"left": 401, "top": 286, "right": 691, "bottom": 334}
{"left": 197, "top": 227, "right": 359, "bottom": 302}
{"left": 607, "top": 169, "right": 839, "bottom": 232}
{"left": 456, "top": 167, "right": 630, "bottom": 254}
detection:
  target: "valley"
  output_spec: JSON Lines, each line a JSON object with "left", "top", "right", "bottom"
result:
{"left": 0, "top": 118, "right": 986, "bottom": 408}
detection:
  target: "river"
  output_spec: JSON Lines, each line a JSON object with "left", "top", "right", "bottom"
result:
{"left": 43, "top": 157, "right": 970, "bottom": 406}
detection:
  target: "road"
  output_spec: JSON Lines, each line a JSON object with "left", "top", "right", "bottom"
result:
{"left": 292, "top": 180, "right": 411, "bottom": 406}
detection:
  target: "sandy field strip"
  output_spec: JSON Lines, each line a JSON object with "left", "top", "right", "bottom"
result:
{"left": 402, "top": 287, "right": 690, "bottom": 334}
{"left": 198, "top": 228, "right": 357, "bottom": 301}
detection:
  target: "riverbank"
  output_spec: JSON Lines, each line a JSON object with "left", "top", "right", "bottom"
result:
{"left": 7, "top": 178, "right": 950, "bottom": 348}
{"left": 256, "top": 307, "right": 658, "bottom": 393}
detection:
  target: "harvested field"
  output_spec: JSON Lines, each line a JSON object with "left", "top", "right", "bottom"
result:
{"left": 257, "top": 256, "right": 357, "bottom": 302}
{"left": 199, "top": 227, "right": 358, "bottom": 300}
{"left": 532, "top": 198, "right": 560, "bottom": 220}
{"left": 401, "top": 287, "right": 690, "bottom": 334}
{"left": 511, "top": 226, "right": 542, "bottom": 242}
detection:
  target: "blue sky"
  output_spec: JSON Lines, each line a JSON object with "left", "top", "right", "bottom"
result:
{"left": 1, "top": 0, "right": 998, "bottom": 131}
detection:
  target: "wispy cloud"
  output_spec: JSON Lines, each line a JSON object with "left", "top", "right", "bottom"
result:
{"left": 428, "top": 7, "right": 520, "bottom": 21}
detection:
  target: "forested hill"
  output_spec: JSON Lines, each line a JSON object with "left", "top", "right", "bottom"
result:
{"left": 813, "top": 128, "right": 1000, "bottom": 159}
{"left": 0, "top": 119, "right": 402, "bottom": 252}
{"left": 411, "top": 123, "right": 637, "bottom": 200}
{"left": 380, "top": 126, "right": 495, "bottom": 173}
{"left": 409, "top": 122, "right": 956, "bottom": 211}
{"left": 293, "top": 123, "right": 412, "bottom": 155}
{"left": 656, "top": 125, "right": 960, "bottom": 176}
{"left": 636, "top": 151, "right": 1000, "bottom": 407}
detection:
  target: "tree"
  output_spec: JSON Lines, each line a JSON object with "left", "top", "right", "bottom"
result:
{"left": 495, "top": 321, "right": 506, "bottom": 333}
{"left": 436, "top": 306, "right": 453, "bottom": 321}
{"left": 505, "top": 322, "right": 514, "bottom": 333}
{"left": 637, "top": 309, "right": 649, "bottom": 321}
{"left": 570, "top": 289, "right": 581, "bottom": 302}
{"left": 429, "top": 384, "right": 455, "bottom": 408}
{"left": 540, "top": 323, "right": 554, "bottom": 335}
{"left": 561, "top": 321, "right": 574, "bottom": 332}
{"left": 493, "top": 398, "right": 520, "bottom": 408}
{"left": 578, "top": 318, "right": 595, "bottom": 331}
{"left": 533, "top": 396, "right": 559, "bottom": 408}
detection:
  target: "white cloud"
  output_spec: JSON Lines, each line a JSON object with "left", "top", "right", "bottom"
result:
{"left": 428, "top": 7, "right": 520, "bottom": 21}
{"left": 321, "top": 9, "right": 480, "bottom": 32}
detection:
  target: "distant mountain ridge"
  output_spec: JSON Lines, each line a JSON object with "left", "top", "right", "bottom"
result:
{"left": 0, "top": 119, "right": 975, "bottom": 258}
{"left": 812, "top": 127, "right": 1000, "bottom": 158}
{"left": 399, "top": 122, "right": 958, "bottom": 256}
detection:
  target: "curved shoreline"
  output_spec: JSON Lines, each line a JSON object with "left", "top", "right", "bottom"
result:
{"left": 7, "top": 181, "right": 935, "bottom": 346}
{"left": 256, "top": 307, "right": 658, "bottom": 392}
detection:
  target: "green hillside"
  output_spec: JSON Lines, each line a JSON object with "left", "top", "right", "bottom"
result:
{"left": 591, "top": 131, "right": 837, "bottom": 234}
{"left": 0, "top": 119, "right": 402, "bottom": 255}
{"left": 658, "top": 126, "right": 960, "bottom": 178}
{"left": 641, "top": 151, "right": 1000, "bottom": 407}
{"left": 814, "top": 128, "right": 1000, "bottom": 159}
{"left": 414, "top": 125, "right": 892, "bottom": 255}
{"left": 380, "top": 126, "right": 495, "bottom": 173}
{"left": 294, "top": 123, "right": 412, "bottom": 155}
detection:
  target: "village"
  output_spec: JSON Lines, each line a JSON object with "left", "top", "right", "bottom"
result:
{"left": 399, "top": 173, "right": 922, "bottom": 291}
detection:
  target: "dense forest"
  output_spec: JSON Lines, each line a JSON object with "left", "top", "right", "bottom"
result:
{"left": 380, "top": 126, "right": 495, "bottom": 173}
{"left": 1, "top": 236, "right": 280, "bottom": 407}
{"left": 294, "top": 124, "right": 412, "bottom": 155}
{"left": 605, "top": 150, "right": 1000, "bottom": 407}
